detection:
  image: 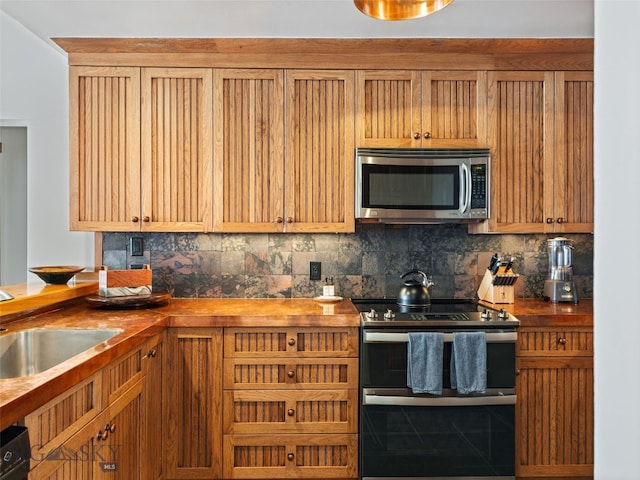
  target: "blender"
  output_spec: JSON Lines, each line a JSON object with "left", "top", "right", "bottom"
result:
{"left": 543, "top": 237, "right": 579, "bottom": 303}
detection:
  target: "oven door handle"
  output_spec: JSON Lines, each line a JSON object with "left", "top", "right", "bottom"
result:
{"left": 363, "top": 331, "right": 516, "bottom": 344}
{"left": 363, "top": 389, "right": 516, "bottom": 407}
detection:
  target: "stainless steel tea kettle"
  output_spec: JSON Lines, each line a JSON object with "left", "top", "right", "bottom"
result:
{"left": 397, "top": 270, "right": 435, "bottom": 307}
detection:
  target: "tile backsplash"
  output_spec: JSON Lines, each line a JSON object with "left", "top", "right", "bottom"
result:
{"left": 102, "top": 224, "right": 593, "bottom": 300}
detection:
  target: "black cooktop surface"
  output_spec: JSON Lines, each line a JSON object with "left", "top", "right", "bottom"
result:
{"left": 352, "top": 298, "right": 519, "bottom": 327}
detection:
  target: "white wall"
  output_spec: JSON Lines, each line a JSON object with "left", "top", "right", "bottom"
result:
{"left": 0, "top": 127, "right": 28, "bottom": 284}
{"left": 594, "top": 1, "right": 640, "bottom": 477}
{"left": 0, "top": 12, "right": 94, "bottom": 276}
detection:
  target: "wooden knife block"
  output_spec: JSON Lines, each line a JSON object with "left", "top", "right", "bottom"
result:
{"left": 477, "top": 269, "right": 517, "bottom": 304}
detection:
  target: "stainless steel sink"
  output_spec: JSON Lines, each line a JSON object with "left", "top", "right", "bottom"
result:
{"left": 0, "top": 328, "right": 123, "bottom": 379}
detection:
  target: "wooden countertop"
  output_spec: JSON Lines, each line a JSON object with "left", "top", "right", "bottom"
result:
{"left": 0, "top": 296, "right": 359, "bottom": 430}
{"left": 480, "top": 298, "right": 593, "bottom": 327}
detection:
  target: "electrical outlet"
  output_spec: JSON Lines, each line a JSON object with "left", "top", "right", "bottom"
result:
{"left": 130, "top": 236, "right": 144, "bottom": 256}
{"left": 309, "top": 262, "right": 321, "bottom": 281}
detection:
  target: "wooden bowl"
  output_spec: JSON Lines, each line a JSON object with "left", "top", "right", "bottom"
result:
{"left": 29, "top": 266, "right": 85, "bottom": 284}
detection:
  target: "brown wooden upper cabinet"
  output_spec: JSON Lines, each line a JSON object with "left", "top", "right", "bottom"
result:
{"left": 213, "top": 69, "right": 355, "bottom": 233}
{"left": 468, "top": 71, "right": 594, "bottom": 234}
{"left": 356, "top": 70, "right": 487, "bottom": 148}
{"left": 69, "top": 66, "right": 213, "bottom": 231}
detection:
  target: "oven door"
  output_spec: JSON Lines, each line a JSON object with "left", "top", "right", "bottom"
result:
{"left": 361, "top": 330, "right": 516, "bottom": 390}
{"left": 360, "top": 391, "right": 515, "bottom": 479}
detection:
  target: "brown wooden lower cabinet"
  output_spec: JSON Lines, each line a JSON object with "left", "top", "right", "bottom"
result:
{"left": 28, "top": 379, "right": 143, "bottom": 480}
{"left": 516, "top": 326, "right": 594, "bottom": 479}
{"left": 222, "top": 433, "right": 358, "bottom": 479}
{"left": 26, "top": 334, "right": 163, "bottom": 480}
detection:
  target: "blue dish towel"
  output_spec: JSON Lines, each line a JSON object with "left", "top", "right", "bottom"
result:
{"left": 407, "top": 332, "right": 444, "bottom": 395}
{"left": 450, "top": 332, "right": 487, "bottom": 394}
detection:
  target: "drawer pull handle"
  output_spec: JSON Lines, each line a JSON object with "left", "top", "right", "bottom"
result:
{"left": 287, "top": 409, "right": 295, "bottom": 417}
{"left": 287, "top": 370, "right": 295, "bottom": 379}
{"left": 288, "top": 338, "right": 296, "bottom": 346}
{"left": 287, "top": 453, "right": 295, "bottom": 461}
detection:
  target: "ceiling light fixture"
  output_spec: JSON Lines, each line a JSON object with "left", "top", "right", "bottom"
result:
{"left": 354, "top": 0, "right": 454, "bottom": 20}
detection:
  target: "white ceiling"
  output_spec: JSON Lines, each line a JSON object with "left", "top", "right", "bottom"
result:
{"left": 1, "top": 0, "right": 593, "bottom": 53}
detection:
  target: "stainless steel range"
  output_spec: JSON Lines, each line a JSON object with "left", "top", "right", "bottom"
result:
{"left": 353, "top": 298, "right": 519, "bottom": 480}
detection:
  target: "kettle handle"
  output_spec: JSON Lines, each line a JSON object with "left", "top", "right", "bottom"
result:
{"left": 401, "top": 270, "right": 433, "bottom": 288}
{"left": 401, "top": 269, "right": 427, "bottom": 280}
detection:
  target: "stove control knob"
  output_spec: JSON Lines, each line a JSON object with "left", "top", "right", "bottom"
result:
{"left": 366, "top": 309, "right": 378, "bottom": 319}
{"left": 498, "top": 309, "right": 510, "bottom": 321}
{"left": 481, "top": 309, "right": 492, "bottom": 320}
{"left": 383, "top": 309, "right": 395, "bottom": 320}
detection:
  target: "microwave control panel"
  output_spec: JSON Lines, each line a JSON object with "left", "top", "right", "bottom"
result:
{"left": 470, "top": 163, "right": 488, "bottom": 211}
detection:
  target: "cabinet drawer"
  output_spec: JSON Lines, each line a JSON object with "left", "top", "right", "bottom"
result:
{"left": 518, "top": 328, "right": 593, "bottom": 356}
{"left": 223, "top": 357, "right": 358, "bottom": 389}
{"left": 25, "top": 373, "right": 102, "bottom": 461}
{"left": 224, "top": 328, "right": 358, "bottom": 358}
{"left": 223, "top": 433, "right": 358, "bottom": 479}
{"left": 103, "top": 345, "right": 144, "bottom": 404}
{"left": 223, "top": 389, "right": 358, "bottom": 434}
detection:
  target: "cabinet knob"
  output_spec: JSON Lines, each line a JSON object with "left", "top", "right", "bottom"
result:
{"left": 146, "top": 349, "right": 157, "bottom": 358}
{"left": 287, "top": 453, "right": 295, "bottom": 461}
{"left": 106, "top": 422, "right": 116, "bottom": 433}
{"left": 131, "top": 216, "right": 139, "bottom": 223}
{"left": 545, "top": 217, "right": 554, "bottom": 224}
{"left": 276, "top": 216, "right": 284, "bottom": 224}
{"left": 286, "top": 217, "right": 293, "bottom": 224}
{"left": 143, "top": 216, "right": 150, "bottom": 223}
{"left": 423, "top": 132, "right": 431, "bottom": 139}
{"left": 288, "top": 338, "right": 296, "bottom": 346}
{"left": 557, "top": 337, "right": 567, "bottom": 346}
{"left": 287, "top": 408, "right": 295, "bottom": 417}
{"left": 556, "top": 217, "right": 566, "bottom": 224}
{"left": 413, "top": 132, "right": 421, "bottom": 140}
{"left": 515, "top": 368, "right": 521, "bottom": 376}
{"left": 96, "top": 430, "right": 108, "bottom": 441}
{"left": 287, "top": 370, "right": 295, "bottom": 379}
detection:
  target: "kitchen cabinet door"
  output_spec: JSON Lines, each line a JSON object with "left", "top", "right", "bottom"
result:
{"left": 28, "top": 380, "right": 143, "bottom": 480}
{"left": 356, "top": 70, "right": 487, "bottom": 148}
{"left": 550, "top": 71, "right": 594, "bottom": 233}
{"left": 470, "top": 71, "right": 555, "bottom": 233}
{"left": 285, "top": 70, "right": 355, "bottom": 233}
{"left": 516, "top": 327, "right": 594, "bottom": 478}
{"left": 164, "top": 328, "right": 223, "bottom": 479}
{"left": 213, "top": 69, "right": 285, "bottom": 232}
{"left": 141, "top": 68, "right": 213, "bottom": 232}
{"left": 69, "top": 66, "right": 141, "bottom": 231}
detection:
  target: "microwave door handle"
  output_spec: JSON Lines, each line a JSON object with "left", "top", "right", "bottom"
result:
{"left": 459, "top": 163, "right": 471, "bottom": 214}
{"left": 363, "top": 331, "right": 517, "bottom": 343}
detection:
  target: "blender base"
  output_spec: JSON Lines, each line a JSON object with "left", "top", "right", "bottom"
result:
{"left": 543, "top": 279, "right": 579, "bottom": 303}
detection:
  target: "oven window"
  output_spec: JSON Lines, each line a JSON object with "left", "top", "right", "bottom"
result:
{"left": 360, "top": 404, "right": 515, "bottom": 477}
{"left": 361, "top": 341, "right": 516, "bottom": 389}
{"left": 362, "top": 164, "right": 460, "bottom": 210}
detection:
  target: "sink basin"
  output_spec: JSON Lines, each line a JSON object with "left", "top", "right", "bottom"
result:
{"left": 0, "top": 328, "right": 123, "bottom": 379}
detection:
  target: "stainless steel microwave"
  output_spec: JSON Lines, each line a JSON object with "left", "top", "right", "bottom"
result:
{"left": 355, "top": 148, "right": 490, "bottom": 223}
